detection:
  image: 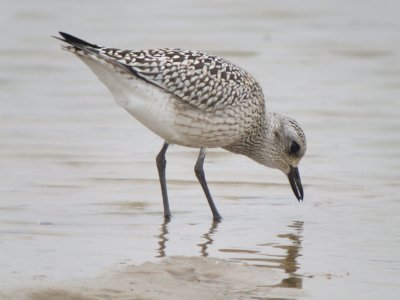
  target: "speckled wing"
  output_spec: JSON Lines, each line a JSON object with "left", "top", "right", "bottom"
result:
{"left": 99, "top": 48, "right": 264, "bottom": 112}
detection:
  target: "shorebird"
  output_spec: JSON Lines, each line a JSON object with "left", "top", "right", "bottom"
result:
{"left": 55, "top": 32, "right": 306, "bottom": 221}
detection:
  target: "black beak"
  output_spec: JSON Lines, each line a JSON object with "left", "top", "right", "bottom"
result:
{"left": 287, "top": 167, "right": 304, "bottom": 202}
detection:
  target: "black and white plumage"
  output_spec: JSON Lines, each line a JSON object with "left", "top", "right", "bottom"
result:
{"left": 55, "top": 32, "right": 306, "bottom": 220}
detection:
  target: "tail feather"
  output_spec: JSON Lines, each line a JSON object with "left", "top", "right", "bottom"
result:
{"left": 53, "top": 32, "right": 101, "bottom": 50}
{"left": 54, "top": 31, "right": 133, "bottom": 77}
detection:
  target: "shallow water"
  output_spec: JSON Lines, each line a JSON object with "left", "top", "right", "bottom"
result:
{"left": 1, "top": 0, "right": 400, "bottom": 299}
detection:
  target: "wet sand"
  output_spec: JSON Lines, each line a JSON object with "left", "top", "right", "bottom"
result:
{"left": 1, "top": 0, "right": 400, "bottom": 299}
{"left": 3, "top": 256, "right": 303, "bottom": 300}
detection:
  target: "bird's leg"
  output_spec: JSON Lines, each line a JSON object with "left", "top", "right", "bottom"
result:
{"left": 194, "top": 148, "right": 222, "bottom": 221}
{"left": 156, "top": 142, "right": 171, "bottom": 219}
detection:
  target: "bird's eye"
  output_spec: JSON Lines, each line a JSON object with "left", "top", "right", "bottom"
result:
{"left": 289, "top": 141, "right": 300, "bottom": 155}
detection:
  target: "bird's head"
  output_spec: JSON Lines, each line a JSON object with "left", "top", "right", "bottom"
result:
{"left": 223, "top": 112, "right": 306, "bottom": 201}
{"left": 246, "top": 112, "right": 307, "bottom": 201}
{"left": 272, "top": 113, "right": 306, "bottom": 201}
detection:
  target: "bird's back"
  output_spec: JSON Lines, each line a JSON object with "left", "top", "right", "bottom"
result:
{"left": 59, "top": 33, "right": 266, "bottom": 147}
{"left": 101, "top": 47, "right": 264, "bottom": 113}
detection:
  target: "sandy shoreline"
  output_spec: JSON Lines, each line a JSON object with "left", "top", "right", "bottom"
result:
{"left": 1, "top": 256, "right": 302, "bottom": 300}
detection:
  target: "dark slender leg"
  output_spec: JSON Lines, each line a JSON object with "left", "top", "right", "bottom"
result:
{"left": 156, "top": 142, "right": 171, "bottom": 219}
{"left": 194, "top": 148, "right": 222, "bottom": 221}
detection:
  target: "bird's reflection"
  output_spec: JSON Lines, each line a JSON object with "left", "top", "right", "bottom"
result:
{"left": 156, "top": 218, "right": 170, "bottom": 258}
{"left": 155, "top": 218, "right": 220, "bottom": 258}
{"left": 197, "top": 220, "right": 220, "bottom": 257}
{"left": 219, "top": 220, "right": 304, "bottom": 289}
{"left": 154, "top": 219, "right": 304, "bottom": 289}
{"left": 274, "top": 220, "right": 304, "bottom": 288}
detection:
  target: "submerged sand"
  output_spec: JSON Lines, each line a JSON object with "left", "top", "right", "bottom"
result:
{"left": 1, "top": 257, "right": 302, "bottom": 300}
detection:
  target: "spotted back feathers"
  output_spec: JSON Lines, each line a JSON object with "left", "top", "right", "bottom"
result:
{"left": 99, "top": 48, "right": 263, "bottom": 112}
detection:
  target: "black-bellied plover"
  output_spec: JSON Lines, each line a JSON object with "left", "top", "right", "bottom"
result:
{"left": 55, "top": 32, "right": 306, "bottom": 221}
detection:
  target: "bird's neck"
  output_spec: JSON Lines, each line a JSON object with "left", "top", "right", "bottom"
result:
{"left": 222, "top": 111, "right": 276, "bottom": 160}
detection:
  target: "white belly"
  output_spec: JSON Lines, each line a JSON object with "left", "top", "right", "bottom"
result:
{"left": 81, "top": 56, "right": 241, "bottom": 148}
{"left": 117, "top": 79, "right": 185, "bottom": 144}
